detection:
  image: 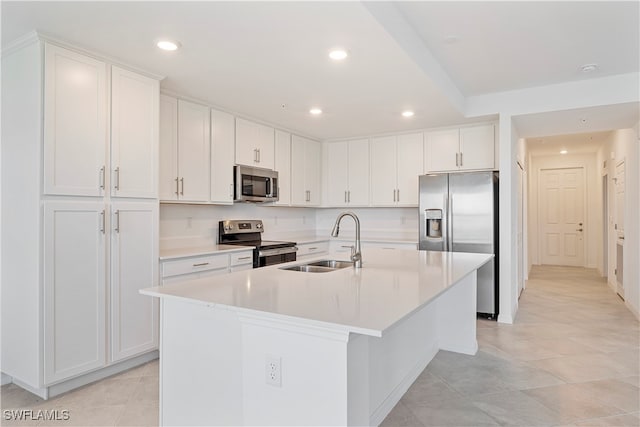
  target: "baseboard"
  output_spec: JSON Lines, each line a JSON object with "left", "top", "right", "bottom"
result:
{"left": 1, "top": 372, "right": 12, "bottom": 386}
{"left": 12, "top": 378, "right": 48, "bottom": 399}
{"left": 625, "top": 300, "right": 640, "bottom": 321}
{"left": 369, "top": 344, "right": 439, "bottom": 427}
{"left": 48, "top": 351, "right": 158, "bottom": 398}
{"left": 440, "top": 340, "right": 478, "bottom": 356}
{"left": 498, "top": 313, "right": 514, "bottom": 324}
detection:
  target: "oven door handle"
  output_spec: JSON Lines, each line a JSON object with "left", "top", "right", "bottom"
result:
{"left": 259, "top": 246, "right": 298, "bottom": 257}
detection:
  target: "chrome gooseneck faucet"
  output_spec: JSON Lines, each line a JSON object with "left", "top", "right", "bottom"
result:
{"left": 331, "top": 211, "right": 362, "bottom": 268}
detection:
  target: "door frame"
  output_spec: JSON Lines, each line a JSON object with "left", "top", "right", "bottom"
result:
{"left": 602, "top": 173, "right": 608, "bottom": 277}
{"left": 537, "top": 166, "right": 588, "bottom": 267}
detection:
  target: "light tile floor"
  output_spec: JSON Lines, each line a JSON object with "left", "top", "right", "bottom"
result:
{"left": 382, "top": 265, "right": 640, "bottom": 427}
{"left": 1, "top": 265, "right": 638, "bottom": 426}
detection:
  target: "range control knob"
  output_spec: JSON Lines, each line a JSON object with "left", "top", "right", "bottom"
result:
{"left": 256, "top": 223, "right": 262, "bottom": 229}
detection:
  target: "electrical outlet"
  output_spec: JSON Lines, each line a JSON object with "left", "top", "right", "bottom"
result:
{"left": 265, "top": 355, "right": 281, "bottom": 387}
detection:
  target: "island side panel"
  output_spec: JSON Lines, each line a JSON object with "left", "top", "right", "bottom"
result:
{"left": 160, "top": 299, "right": 243, "bottom": 426}
{"left": 239, "top": 316, "right": 352, "bottom": 426}
{"left": 366, "top": 297, "right": 440, "bottom": 426}
{"left": 437, "top": 271, "right": 478, "bottom": 355}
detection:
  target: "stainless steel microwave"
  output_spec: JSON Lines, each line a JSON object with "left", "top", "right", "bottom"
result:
{"left": 234, "top": 165, "right": 279, "bottom": 203}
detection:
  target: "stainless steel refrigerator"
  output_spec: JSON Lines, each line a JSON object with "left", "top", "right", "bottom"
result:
{"left": 419, "top": 171, "right": 499, "bottom": 317}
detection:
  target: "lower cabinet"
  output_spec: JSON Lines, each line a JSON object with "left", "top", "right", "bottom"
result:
{"left": 296, "top": 241, "right": 330, "bottom": 259}
{"left": 161, "top": 250, "right": 254, "bottom": 285}
{"left": 110, "top": 202, "right": 159, "bottom": 362}
{"left": 43, "top": 200, "right": 159, "bottom": 384}
{"left": 44, "top": 201, "right": 107, "bottom": 384}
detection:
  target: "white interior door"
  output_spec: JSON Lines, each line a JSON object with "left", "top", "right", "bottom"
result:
{"left": 539, "top": 168, "right": 585, "bottom": 266}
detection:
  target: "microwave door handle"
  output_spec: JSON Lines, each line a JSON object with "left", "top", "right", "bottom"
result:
{"left": 266, "top": 177, "right": 272, "bottom": 197}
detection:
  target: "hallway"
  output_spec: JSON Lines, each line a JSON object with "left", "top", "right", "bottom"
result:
{"left": 382, "top": 265, "right": 640, "bottom": 426}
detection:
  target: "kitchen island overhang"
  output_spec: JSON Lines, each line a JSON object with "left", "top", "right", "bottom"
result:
{"left": 142, "top": 249, "right": 493, "bottom": 426}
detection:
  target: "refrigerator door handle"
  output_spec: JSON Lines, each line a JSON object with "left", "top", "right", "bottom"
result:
{"left": 448, "top": 193, "right": 454, "bottom": 252}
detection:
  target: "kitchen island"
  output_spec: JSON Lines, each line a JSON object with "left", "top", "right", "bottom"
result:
{"left": 141, "top": 249, "right": 493, "bottom": 426}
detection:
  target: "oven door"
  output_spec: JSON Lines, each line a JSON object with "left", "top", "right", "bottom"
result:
{"left": 234, "top": 166, "right": 279, "bottom": 202}
{"left": 258, "top": 246, "right": 297, "bottom": 267}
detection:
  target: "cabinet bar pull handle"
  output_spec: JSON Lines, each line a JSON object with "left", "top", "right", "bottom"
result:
{"left": 309, "top": 247, "right": 318, "bottom": 250}
{"left": 180, "top": 178, "right": 184, "bottom": 195}
{"left": 344, "top": 191, "right": 347, "bottom": 203}
{"left": 100, "top": 210, "right": 105, "bottom": 233}
{"left": 254, "top": 148, "right": 258, "bottom": 162}
{"left": 175, "top": 177, "right": 180, "bottom": 196}
{"left": 114, "top": 167, "right": 120, "bottom": 190}
{"left": 460, "top": 152, "right": 463, "bottom": 166}
{"left": 455, "top": 153, "right": 459, "bottom": 167}
{"left": 393, "top": 189, "right": 396, "bottom": 202}
{"left": 193, "top": 262, "right": 210, "bottom": 267}
{"left": 348, "top": 191, "right": 351, "bottom": 203}
{"left": 237, "top": 256, "right": 251, "bottom": 260}
{"left": 257, "top": 148, "right": 261, "bottom": 163}
{"left": 114, "top": 210, "right": 120, "bottom": 233}
{"left": 396, "top": 189, "right": 399, "bottom": 202}
{"left": 99, "top": 166, "right": 105, "bottom": 190}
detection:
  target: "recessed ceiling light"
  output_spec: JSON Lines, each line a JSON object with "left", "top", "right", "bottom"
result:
{"left": 580, "top": 118, "right": 588, "bottom": 124}
{"left": 581, "top": 63, "right": 598, "bottom": 73}
{"left": 309, "top": 108, "right": 323, "bottom": 115}
{"left": 157, "top": 40, "right": 180, "bottom": 51}
{"left": 560, "top": 150, "right": 568, "bottom": 154}
{"left": 443, "top": 35, "right": 461, "bottom": 44}
{"left": 329, "top": 49, "right": 348, "bottom": 60}
{"left": 402, "top": 111, "right": 415, "bottom": 117}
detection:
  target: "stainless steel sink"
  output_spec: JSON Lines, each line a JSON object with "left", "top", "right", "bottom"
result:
{"left": 307, "top": 260, "right": 354, "bottom": 269}
{"left": 279, "top": 260, "right": 354, "bottom": 273}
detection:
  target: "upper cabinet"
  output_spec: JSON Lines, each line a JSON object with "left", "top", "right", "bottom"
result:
{"left": 370, "top": 133, "right": 423, "bottom": 206}
{"left": 210, "top": 109, "right": 235, "bottom": 204}
{"left": 291, "top": 135, "right": 321, "bottom": 206}
{"left": 425, "top": 124, "right": 495, "bottom": 172}
{"left": 274, "top": 130, "right": 292, "bottom": 206}
{"left": 235, "top": 118, "right": 275, "bottom": 170}
{"left": 110, "top": 66, "right": 159, "bottom": 198}
{"left": 44, "top": 44, "right": 107, "bottom": 196}
{"left": 159, "top": 97, "right": 211, "bottom": 202}
{"left": 325, "top": 139, "right": 369, "bottom": 207}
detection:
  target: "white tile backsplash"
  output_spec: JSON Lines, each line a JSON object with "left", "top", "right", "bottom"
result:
{"left": 316, "top": 208, "right": 419, "bottom": 241}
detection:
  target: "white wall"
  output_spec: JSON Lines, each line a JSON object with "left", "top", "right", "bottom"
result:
{"left": 599, "top": 126, "right": 640, "bottom": 318}
{"left": 159, "top": 204, "right": 317, "bottom": 250}
{"left": 528, "top": 152, "right": 600, "bottom": 269}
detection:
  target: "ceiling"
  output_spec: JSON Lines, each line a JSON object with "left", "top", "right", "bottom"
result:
{"left": 526, "top": 131, "right": 612, "bottom": 156}
{"left": 2, "top": 1, "right": 638, "bottom": 140}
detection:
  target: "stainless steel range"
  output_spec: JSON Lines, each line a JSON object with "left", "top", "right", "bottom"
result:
{"left": 218, "top": 220, "right": 297, "bottom": 268}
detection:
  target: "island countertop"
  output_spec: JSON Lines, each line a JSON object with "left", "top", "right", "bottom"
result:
{"left": 141, "top": 249, "right": 493, "bottom": 337}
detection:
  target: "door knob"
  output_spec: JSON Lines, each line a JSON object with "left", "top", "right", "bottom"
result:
{"left": 577, "top": 228, "right": 583, "bottom": 232}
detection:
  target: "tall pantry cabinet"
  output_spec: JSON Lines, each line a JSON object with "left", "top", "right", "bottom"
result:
{"left": 1, "top": 38, "right": 160, "bottom": 397}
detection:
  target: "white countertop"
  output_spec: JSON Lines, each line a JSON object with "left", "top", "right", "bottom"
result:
{"left": 159, "top": 244, "right": 254, "bottom": 261}
{"left": 143, "top": 249, "right": 492, "bottom": 337}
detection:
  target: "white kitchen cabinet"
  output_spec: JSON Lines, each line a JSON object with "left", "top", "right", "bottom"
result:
{"left": 274, "top": 130, "right": 291, "bottom": 205}
{"left": 110, "top": 201, "right": 159, "bottom": 362}
{"left": 43, "top": 44, "right": 107, "bottom": 197}
{"left": 325, "top": 139, "right": 370, "bottom": 207}
{"left": 160, "top": 250, "right": 254, "bottom": 284}
{"left": 291, "top": 135, "right": 321, "bottom": 206}
{"left": 235, "top": 118, "right": 275, "bottom": 170}
{"left": 425, "top": 124, "right": 495, "bottom": 172}
{"left": 3, "top": 39, "right": 160, "bottom": 397}
{"left": 296, "top": 241, "right": 330, "bottom": 259}
{"left": 370, "top": 133, "right": 423, "bottom": 206}
{"left": 230, "top": 251, "right": 254, "bottom": 272}
{"left": 110, "top": 66, "right": 159, "bottom": 199}
{"left": 159, "top": 95, "right": 179, "bottom": 200}
{"left": 44, "top": 201, "right": 107, "bottom": 384}
{"left": 178, "top": 100, "right": 211, "bottom": 201}
{"left": 210, "top": 109, "right": 235, "bottom": 204}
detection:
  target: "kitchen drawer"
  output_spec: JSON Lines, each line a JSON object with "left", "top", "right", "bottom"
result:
{"left": 162, "top": 254, "right": 228, "bottom": 278}
{"left": 230, "top": 251, "right": 253, "bottom": 267}
{"left": 297, "top": 241, "right": 329, "bottom": 258}
{"left": 162, "top": 268, "right": 228, "bottom": 285}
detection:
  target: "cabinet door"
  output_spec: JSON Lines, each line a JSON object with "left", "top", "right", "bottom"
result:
{"left": 370, "top": 136, "right": 397, "bottom": 206}
{"left": 177, "top": 100, "right": 210, "bottom": 202}
{"left": 274, "top": 130, "right": 291, "bottom": 205}
{"left": 210, "top": 109, "right": 235, "bottom": 204}
{"left": 110, "top": 202, "right": 158, "bottom": 362}
{"left": 256, "top": 123, "right": 275, "bottom": 170}
{"left": 44, "top": 201, "right": 106, "bottom": 384}
{"left": 44, "top": 44, "right": 107, "bottom": 196}
{"left": 159, "top": 95, "right": 179, "bottom": 200}
{"left": 459, "top": 124, "right": 495, "bottom": 170}
{"left": 396, "top": 133, "right": 423, "bottom": 206}
{"left": 111, "top": 67, "right": 159, "bottom": 198}
{"left": 290, "top": 135, "right": 307, "bottom": 205}
{"left": 305, "top": 139, "right": 322, "bottom": 206}
{"left": 325, "top": 141, "right": 349, "bottom": 207}
{"left": 347, "top": 139, "right": 370, "bottom": 206}
{"left": 425, "top": 129, "right": 459, "bottom": 172}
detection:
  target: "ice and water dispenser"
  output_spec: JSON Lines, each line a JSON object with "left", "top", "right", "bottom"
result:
{"left": 425, "top": 209, "right": 443, "bottom": 239}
